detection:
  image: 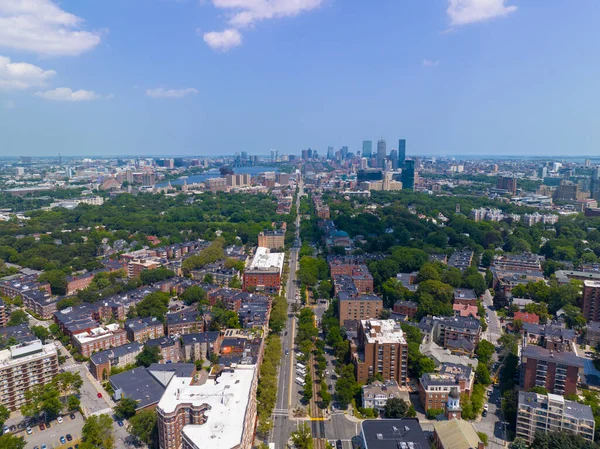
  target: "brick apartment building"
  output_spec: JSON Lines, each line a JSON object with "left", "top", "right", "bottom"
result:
{"left": 125, "top": 317, "right": 165, "bottom": 343}
{"left": 0, "top": 340, "right": 59, "bottom": 411}
{"left": 156, "top": 365, "right": 258, "bottom": 449}
{"left": 419, "top": 363, "right": 474, "bottom": 412}
{"left": 353, "top": 319, "right": 408, "bottom": 386}
{"left": 146, "top": 336, "right": 181, "bottom": 363}
{"left": 166, "top": 309, "right": 205, "bottom": 336}
{"left": 339, "top": 293, "right": 383, "bottom": 326}
{"left": 0, "top": 299, "right": 8, "bottom": 327}
{"left": 392, "top": 300, "right": 418, "bottom": 319}
{"left": 521, "top": 345, "right": 583, "bottom": 396}
{"left": 128, "top": 258, "right": 161, "bottom": 279}
{"left": 89, "top": 342, "right": 142, "bottom": 380}
{"left": 453, "top": 289, "right": 478, "bottom": 306}
{"left": 257, "top": 230, "right": 285, "bottom": 250}
{"left": 243, "top": 247, "right": 284, "bottom": 294}
{"left": 583, "top": 280, "right": 600, "bottom": 321}
{"left": 180, "top": 332, "right": 221, "bottom": 362}
{"left": 73, "top": 324, "right": 128, "bottom": 358}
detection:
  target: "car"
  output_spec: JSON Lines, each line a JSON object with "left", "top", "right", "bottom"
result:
{"left": 336, "top": 439, "right": 343, "bottom": 449}
{"left": 41, "top": 445, "right": 47, "bottom": 449}
{"left": 66, "top": 433, "right": 73, "bottom": 441}
{"left": 328, "top": 384, "right": 333, "bottom": 390}
{"left": 70, "top": 413, "right": 76, "bottom": 420}
{"left": 483, "top": 404, "right": 489, "bottom": 411}
{"left": 38, "top": 423, "right": 45, "bottom": 431}
{"left": 46, "top": 421, "right": 51, "bottom": 428}
{"left": 97, "top": 392, "right": 102, "bottom": 398}
{"left": 75, "top": 445, "right": 79, "bottom": 449}
{"left": 482, "top": 409, "right": 488, "bottom": 417}
{"left": 2, "top": 425, "right": 9, "bottom": 433}
{"left": 57, "top": 417, "right": 63, "bottom": 423}
{"left": 26, "top": 427, "right": 32, "bottom": 435}
{"left": 285, "top": 349, "right": 289, "bottom": 355}
{"left": 117, "top": 421, "right": 124, "bottom": 427}
{"left": 60, "top": 436, "right": 66, "bottom": 444}
{"left": 33, "top": 446, "right": 39, "bottom": 449}
{"left": 9, "top": 425, "right": 16, "bottom": 432}
{"left": 68, "top": 447, "right": 73, "bottom": 449}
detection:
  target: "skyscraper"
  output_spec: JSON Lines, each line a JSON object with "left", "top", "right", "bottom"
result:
{"left": 398, "top": 139, "right": 406, "bottom": 166}
{"left": 401, "top": 160, "right": 415, "bottom": 190}
{"left": 376, "top": 139, "right": 386, "bottom": 168}
{"left": 341, "top": 146, "right": 349, "bottom": 160}
{"left": 389, "top": 150, "right": 398, "bottom": 169}
{"left": 327, "top": 146, "right": 334, "bottom": 160}
{"left": 362, "top": 141, "right": 372, "bottom": 158}
{"left": 591, "top": 167, "right": 600, "bottom": 201}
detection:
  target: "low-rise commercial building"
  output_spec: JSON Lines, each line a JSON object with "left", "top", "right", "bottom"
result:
{"left": 360, "top": 419, "right": 429, "bottom": 449}
{"left": 433, "top": 419, "right": 484, "bottom": 449}
{"left": 0, "top": 340, "right": 59, "bottom": 410}
{"left": 516, "top": 391, "right": 595, "bottom": 444}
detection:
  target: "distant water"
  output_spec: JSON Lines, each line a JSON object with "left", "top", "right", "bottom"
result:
{"left": 156, "top": 166, "right": 278, "bottom": 187}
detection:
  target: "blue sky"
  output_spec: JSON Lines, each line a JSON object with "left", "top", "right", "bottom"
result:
{"left": 1, "top": 0, "right": 599, "bottom": 157}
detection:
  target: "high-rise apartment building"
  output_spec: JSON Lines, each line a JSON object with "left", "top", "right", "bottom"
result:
{"left": 362, "top": 141, "right": 372, "bottom": 158}
{"left": 0, "top": 298, "right": 8, "bottom": 327}
{"left": 398, "top": 139, "right": 406, "bottom": 166}
{"left": 521, "top": 345, "right": 583, "bottom": 396}
{"left": 591, "top": 168, "right": 600, "bottom": 201}
{"left": 389, "top": 150, "right": 398, "bottom": 169}
{"left": 257, "top": 230, "right": 285, "bottom": 250}
{"left": 497, "top": 176, "right": 517, "bottom": 195}
{"left": 376, "top": 140, "right": 387, "bottom": 168}
{"left": 516, "top": 391, "right": 595, "bottom": 444}
{"left": 0, "top": 340, "right": 59, "bottom": 410}
{"left": 582, "top": 280, "right": 600, "bottom": 321}
{"left": 353, "top": 319, "right": 408, "bottom": 386}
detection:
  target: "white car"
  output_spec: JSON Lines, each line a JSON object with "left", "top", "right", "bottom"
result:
{"left": 26, "top": 427, "right": 32, "bottom": 435}
{"left": 57, "top": 417, "right": 63, "bottom": 424}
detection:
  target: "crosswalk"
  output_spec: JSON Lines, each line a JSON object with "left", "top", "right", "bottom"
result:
{"left": 61, "top": 363, "right": 79, "bottom": 371}
{"left": 272, "top": 408, "right": 289, "bottom": 416}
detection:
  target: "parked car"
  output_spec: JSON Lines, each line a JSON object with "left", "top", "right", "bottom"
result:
{"left": 57, "top": 417, "right": 63, "bottom": 424}
{"left": 60, "top": 436, "right": 66, "bottom": 444}
{"left": 38, "top": 424, "right": 45, "bottom": 431}
{"left": 26, "top": 427, "right": 32, "bottom": 435}
{"left": 117, "top": 421, "right": 124, "bottom": 427}
{"left": 9, "top": 425, "right": 16, "bottom": 432}
{"left": 97, "top": 392, "right": 102, "bottom": 398}
{"left": 3, "top": 425, "right": 9, "bottom": 433}
{"left": 66, "top": 433, "right": 73, "bottom": 441}
{"left": 70, "top": 413, "right": 76, "bottom": 420}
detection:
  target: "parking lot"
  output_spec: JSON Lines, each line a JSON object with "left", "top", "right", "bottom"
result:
{"left": 19, "top": 413, "right": 83, "bottom": 449}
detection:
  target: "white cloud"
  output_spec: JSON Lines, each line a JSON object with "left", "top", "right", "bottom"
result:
{"left": 4, "top": 99, "right": 15, "bottom": 109}
{"left": 145, "top": 87, "right": 199, "bottom": 98}
{"left": 0, "top": 55, "right": 55, "bottom": 90}
{"left": 447, "top": 0, "right": 517, "bottom": 26}
{"left": 423, "top": 59, "right": 440, "bottom": 67}
{"left": 34, "top": 87, "right": 101, "bottom": 102}
{"left": 0, "top": 0, "right": 102, "bottom": 56}
{"left": 203, "top": 0, "right": 323, "bottom": 50}
{"left": 203, "top": 29, "right": 242, "bottom": 51}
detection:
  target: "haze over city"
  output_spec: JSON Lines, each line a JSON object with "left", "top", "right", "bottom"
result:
{"left": 1, "top": 0, "right": 600, "bottom": 157}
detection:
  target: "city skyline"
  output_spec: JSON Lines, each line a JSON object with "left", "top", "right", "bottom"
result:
{"left": 1, "top": 1, "right": 600, "bottom": 156}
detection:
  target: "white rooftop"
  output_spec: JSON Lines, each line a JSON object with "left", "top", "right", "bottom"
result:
{"left": 74, "top": 323, "right": 122, "bottom": 344}
{"left": 361, "top": 319, "right": 407, "bottom": 345}
{"left": 158, "top": 365, "right": 256, "bottom": 449}
{"left": 248, "top": 247, "right": 284, "bottom": 273}
{"left": 0, "top": 340, "right": 56, "bottom": 367}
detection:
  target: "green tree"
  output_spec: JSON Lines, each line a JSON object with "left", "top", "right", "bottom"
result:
{"left": 0, "top": 434, "right": 26, "bottom": 449}
{"left": 0, "top": 405, "right": 9, "bottom": 427}
{"left": 528, "top": 386, "right": 549, "bottom": 395}
{"left": 383, "top": 397, "right": 409, "bottom": 418}
{"left": 67, "top": 395, "right": 80, "bottom": 411}
{"left": 416, "top": 263, "right": 441, "bottom": 283}
{"left": 229, "top": 275, "right": 242, "bottom": 289}
{"left": 203, "top": 273, "right": 214, "bottom": 284}
{"left": 477, "top": 432, "right": 488, "bottom": 447}
{"left": 39, "top": 269, "right": 68, "bottom": 295}
{"left": 82, "top": 414, "right": 115, "bottom": 449}
{"left": 7, "top": 310, "right": 28, "bottom": 326}
{"left": 53, "top": 371, "right": 83, "bottom": 396}
{"left": 291, "top": 423, "right": 313, "bottom": 449}
{"left": 475, "top": 363, "right": 491, "bottom": 386}
{"left": 180, "top": 286, "right": 207, "bottom": 305}
{"left": 335, "top": 364, "right": 359, "bottom": 409}
{"left": 21, "top": 383, "right": 63, "bottom": 420}
{"left": 475, "top": 340, "right": 495, "bottom": 366}
{"left": 136, "top": 345, "right": 161, "bottom": 367}
{"left": 303, "top": 369, "right": 313, "bottom": 402}
{"left": 508, "top": 438, "right": 528, "bottom": 449}
{"left": 128, "top": 409, "right": 159, "bottom": 449}
{"left": 531, "top": 430, "right": 597, "bottom": 449}
{"left": 135, "top": 291, "right": 170, "bottom": 322}
{"left": 426, "top": 408, "right": 444, "bottom": 419}
{"left": 115, "top": 397, "right": 138, "bottom": 420}
{"left": 31, "top": 325, "right": 50, "bottom": 343}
